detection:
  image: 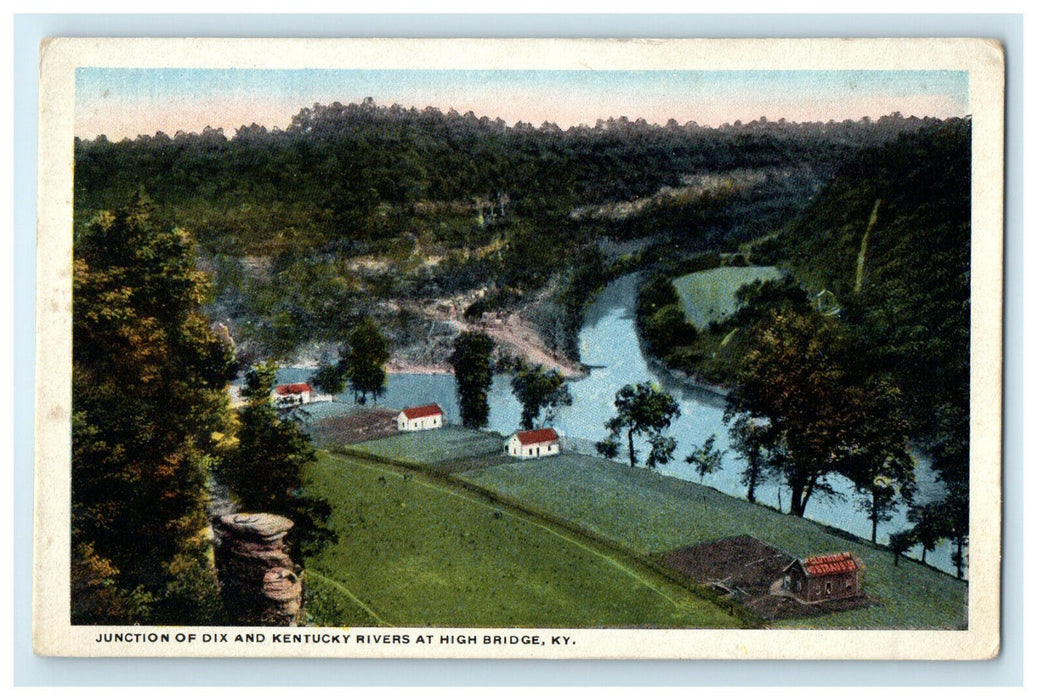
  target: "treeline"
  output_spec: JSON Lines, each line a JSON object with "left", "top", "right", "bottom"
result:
{"left": 73, "top": 103, "right": 944, "bottom": 360}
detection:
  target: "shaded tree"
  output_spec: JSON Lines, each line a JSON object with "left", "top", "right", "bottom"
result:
{"left": 726, "top": 310, "right": 912, "bottom": 518}
{"left": 888, "top": 529, "right": 917, "bottom": 566}
{"left": 449, "top": 331, "right": 496, "bottom": 429}
{"left": 600, "top": 382, "right": 681, "bottom": 469}
{"left": 509, "top": 359, "right": 573, "bottom": 430}
{"left": 344, "top": 316, "right": 389, "bottom": 404}
{"left": 728, "top": 417, "right": 773, "bottom": 503}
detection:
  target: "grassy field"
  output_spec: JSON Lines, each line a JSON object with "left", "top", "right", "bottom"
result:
{"left": 672, "top": 265, "right": 783, "bottom": 329}
{"left": 351, "top": 426, "right": 505, "bottom": 471}
{"left": 300, "top": 450, "right": 746, "bottom": 628}
{"left": 458, "top": 452, "right": 968, "bottom": 630}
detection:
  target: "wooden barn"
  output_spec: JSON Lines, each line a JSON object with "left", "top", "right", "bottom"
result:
{"left": 782, "top": 552, "right": 864, "bottom": 603}
{"left": 397, "top": 404, "right": 445, "bottom": 432}
{"left": 505, "top": 428, "right": 560, "bottom": 459}
{"left": 272, "top": 382, "right": 312, "bottom": 408}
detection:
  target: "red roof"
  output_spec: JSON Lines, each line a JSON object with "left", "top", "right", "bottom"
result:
{"left": 274, "top": 383, "right": 311, "bottom": 395}
{"left": 802, "top": 552, "right": 861, "bottom": 577}
{"left": 515, "top": 428, "right": 559, "bottom": 445}
{"left": 401, "top": 404, "right": 444, "bottom": 419}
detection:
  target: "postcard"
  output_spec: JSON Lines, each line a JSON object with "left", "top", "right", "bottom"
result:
{"left": 33, "top": 37, "right": 1004, "bottom": 659}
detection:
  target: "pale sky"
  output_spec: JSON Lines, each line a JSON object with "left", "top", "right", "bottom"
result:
{"left": 75, "top": 68, "right": 969, "bottom": 140}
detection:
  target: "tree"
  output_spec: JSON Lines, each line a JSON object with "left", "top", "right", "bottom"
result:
{"left": 345, "top": 316, "right": 389, "bottom": 404}
{"left": 686, "top": 435, "right": 724, "bottom": 483}
{"left": 509, "top": 359, "right": 573, "bottom": 430}
{"left": 219, "top": 362, "right": 335, "bottom": 560}
{"left": 909, "top": 502, "right": 947, "bottom": 563}
{"left": 888, "top": 529, "right": 917, "bottom": 566}
{"left": 600, "top": 382, "right": 681, "bottom": 469}
{"left": 72, "top": 191, "right": 235, "bottom": 624}
{"left": 857, "top": 476, "right": 902, "bottom": 546}
{"left": 449, "top": 331, "right": 496, "bottom": 429}
{"left": 728, "top": 417, "right": 772, "bottom": 503}
{"left": 725, "top": 310, "right": 912, "bottom": 518}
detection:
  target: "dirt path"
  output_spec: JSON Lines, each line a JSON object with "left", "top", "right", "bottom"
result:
{"left": 401, "top": 302, "right": 585, "bottom": 378}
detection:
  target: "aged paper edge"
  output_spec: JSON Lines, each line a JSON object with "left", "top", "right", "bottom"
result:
{"left": 33, "top": 37, "right": 1005, "bottom": 660}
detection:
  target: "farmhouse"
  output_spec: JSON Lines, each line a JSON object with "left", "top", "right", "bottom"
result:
{"left": 505, "top": 428, "right": 560, "bottom": 459}
{"left": 273, "top": 382, "right": 312, "bottom": 408}
{"left": 782, "top": 552, "right": 864, "bottom": 603}
{"left": 398, "top": 404, "right": 445, "bottom": 432}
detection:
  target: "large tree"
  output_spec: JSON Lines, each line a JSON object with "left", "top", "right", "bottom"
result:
{"left": 597, "top": 382, "right": 681, "bottom": 470}
{"left": 72, "top": 191, "right": 235, "bottom": 624}
{"left": 344, "top": 316, "right": 389, "bottom": 404}
{"left": 509, "top": 359, "right": 573, "bottom": 430}
{"left": 726, "top": 310, "right": 912, "bottom": 518}
{"left": 449, "top": 331, "right": 496, "bottom": 429}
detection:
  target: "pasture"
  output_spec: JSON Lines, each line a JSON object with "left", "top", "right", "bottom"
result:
{"left": 301, "top": 450, "right": 746, "bottom": 628}
{"left": 459, "top": 452, "right": 968, "bottom": 629}
{"left": 672, "top": 265, "right": 783, "bottom": 329}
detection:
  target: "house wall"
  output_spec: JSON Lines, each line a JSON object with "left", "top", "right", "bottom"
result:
{"left": 399, "top": 413, "right": 443, "bottom": 431}
{"left": 506, "top": 439, "right": 560, "bottom": 459}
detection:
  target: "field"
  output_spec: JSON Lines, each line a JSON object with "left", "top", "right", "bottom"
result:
{"left": 351, "top": 426, "right": 506, "bottom": 472}
{"left": 458, "top": 451, "right": 968, "bottom": 629}
{"left": 672, "top": 265, "right": 783, "bottom": 329}
{"left": 301, "top": 450, "right": 745, "bottom": 628}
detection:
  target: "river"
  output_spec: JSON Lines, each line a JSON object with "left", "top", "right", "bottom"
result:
{"left": 277, "top": 273, "right": 957, "bottom": 576}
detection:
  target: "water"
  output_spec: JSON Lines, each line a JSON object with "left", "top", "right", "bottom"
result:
{"left": 276, "top": 273, "right": 958, "bottom": 576}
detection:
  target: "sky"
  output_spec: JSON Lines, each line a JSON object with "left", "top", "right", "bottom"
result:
{"left": 75, "top": 68, "right": 970, "bottom": 140}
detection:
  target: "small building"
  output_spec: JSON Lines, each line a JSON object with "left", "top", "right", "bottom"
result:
{"left": 782, "top": 552, "right": 864, "bottom": 603}
{"left": 397, "top": 404, "right": 444, "bottom": 432}
{"left": 273, "top": 383, "right": 312, "bottom": 408}
{"left": 505, "top": 428, "right": 561, "bottom": 459}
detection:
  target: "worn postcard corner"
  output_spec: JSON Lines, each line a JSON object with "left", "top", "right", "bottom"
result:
{"left": 34, "top": 36, "right": 1003, "bottom": 660}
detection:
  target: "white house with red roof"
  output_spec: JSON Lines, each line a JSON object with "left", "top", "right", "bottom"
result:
{"left": 505, "top": 427, "right": 560, "bottom": 459}
{"left": 272, "top": 382, "right": 312, "bottom": 408}
{"left": 397, "top": 404, "right": 445, "bottom": 431}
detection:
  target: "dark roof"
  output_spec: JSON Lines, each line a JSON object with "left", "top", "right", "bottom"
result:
{"left": 800, "top": 552, "right": 862, "bottom": 577}
{"left": 274, "top": 382, "right": 311, "bottom": 395}
{"left": 515, "top": 428, "right": 559, "bottom": 445}
{"left": 401, "top": 403, "right": 444, "bottom": 419}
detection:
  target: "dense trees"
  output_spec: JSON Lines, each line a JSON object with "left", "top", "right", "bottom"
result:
{"left": 449, "top": 331, "right": 496, "bottom": 429}
{"left": 725, "top": 310, "right": 913, "bottom": 519}
{"left": 596, "top": 382, "right": 681, "bottom": 470}
{"left": 72, "top": 192, "right": 235, "bottom": 624}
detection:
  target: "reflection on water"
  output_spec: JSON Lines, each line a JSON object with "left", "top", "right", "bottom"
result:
{"left": 276, "top": 273, "right": 956, "bottom": 576}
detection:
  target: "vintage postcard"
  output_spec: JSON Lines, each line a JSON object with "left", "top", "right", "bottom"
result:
{"left": 34, "top": 37, "right": 1004, "bottom": 659}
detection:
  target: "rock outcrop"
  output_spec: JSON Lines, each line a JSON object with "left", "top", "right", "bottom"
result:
{"left": 213, "top": 513, "right": 302, "bottom": 625}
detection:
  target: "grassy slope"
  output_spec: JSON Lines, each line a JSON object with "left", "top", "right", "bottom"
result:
{"left": 457, "top": 452, "right": 968, "bottom": 630}
{"left": 301, "top": 450, "right": 742, "bottom": 629}
{"left": 672, "top": 266, "right": 783, "bottom": 329}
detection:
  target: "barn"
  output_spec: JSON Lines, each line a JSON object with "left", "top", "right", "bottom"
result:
{"left": 273, "top": 382, "right": 312, "bottom": 408}
{"left": 397, "top": 404, "right": 445, "bottom": 432}
{"left": 505, "top": 428, "right": 560, "bottom": 459}
{"left": 782, "top": 552, "right": 864, "bottom": 603}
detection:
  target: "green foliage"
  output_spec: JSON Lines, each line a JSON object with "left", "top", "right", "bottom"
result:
{"left": 726, "top": 310, "right": 913, "bottom": 518}
{"left": 219, "top": 362, "right": 335, "bottom": 560}
{"left": 72, "top": 191, "right": 234, "bottom": 624}
{"left": 345, "top": 316, "right": 390, "bottom": 404}
{"left": 448, "top": 331, "right": 496, "bottom": 429}
{"left": 602, "top": 382, "right": 681, "bottom": 470}
{"left": 685, "top": 435, "right": 724, "bottom": 483}
{"left": 508, "top": 360, "right": 573, "bottom": 430}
